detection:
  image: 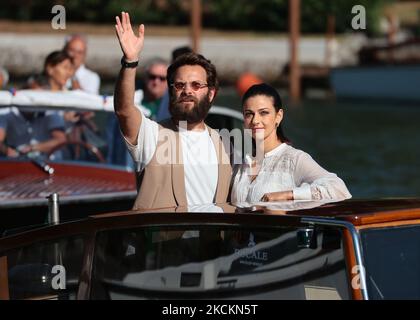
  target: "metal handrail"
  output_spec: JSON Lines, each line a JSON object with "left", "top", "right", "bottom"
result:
{"left": 300, "top": 217, "right": 369, "bottom": 300}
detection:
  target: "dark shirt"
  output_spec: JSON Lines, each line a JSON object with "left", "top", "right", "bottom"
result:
{"left": 0, "top": 108, "right": 64, "bottom": 149}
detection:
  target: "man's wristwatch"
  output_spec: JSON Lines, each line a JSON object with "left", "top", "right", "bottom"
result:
{"left": 121, "top": 57, "right": 139, "bottom": 68}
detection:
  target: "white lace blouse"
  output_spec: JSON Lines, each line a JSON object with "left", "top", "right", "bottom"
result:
{"left": 230, "top": 143, "right": 352, "bottom": 204}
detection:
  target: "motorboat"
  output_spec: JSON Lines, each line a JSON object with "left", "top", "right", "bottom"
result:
{"left": 330, "top": 38, "right": 420, "bottom": 102}
{"left": 2, "top": 198, "right": 420, "bottom": 300}
{"left": 0, "top": 89, "right": 243, "bottom": 234}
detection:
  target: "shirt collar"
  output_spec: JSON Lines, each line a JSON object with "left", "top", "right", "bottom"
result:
{"left": 264, "top": 142, "right": 287, "bottom": 158}
{"left": 244, "top": 143, "right": 287, "bottom": 166}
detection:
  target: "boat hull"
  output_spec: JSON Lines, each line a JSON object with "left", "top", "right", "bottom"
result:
{"left": 330, "top": 65, "right": 420, "bottom": 101}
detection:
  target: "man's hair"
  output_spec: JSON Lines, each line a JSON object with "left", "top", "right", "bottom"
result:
{"left": 144, "top": 57, "right": 169, "bottom": 73}
{"left": 64, "top": 34, "right": 87, "bottom": 47}
{"left": 43, "top": 50, "right": 72, "bottom": 73}
{"left": 171, "top": 46, "right": 193, "bottom": 62}
{"left": 167, "top": 53, "right": 219, "bottom": 92}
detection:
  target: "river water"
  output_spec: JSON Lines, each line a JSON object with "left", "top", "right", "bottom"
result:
{"left": 214, "top": 88, "right": 420, "bottom": 199}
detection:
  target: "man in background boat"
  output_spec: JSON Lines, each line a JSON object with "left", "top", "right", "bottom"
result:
{"left": 63, "top": 34, "right": 101, "bottom": 94}
{"left": 140, "top": 57, "right": 169, "bottom": 120}
{"left": 113, "top": 12, "right": 231, "bottom": 209}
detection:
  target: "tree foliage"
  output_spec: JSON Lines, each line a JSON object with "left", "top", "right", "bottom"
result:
{"left": 1, "top": 0, "right": 394, "bottom": 34}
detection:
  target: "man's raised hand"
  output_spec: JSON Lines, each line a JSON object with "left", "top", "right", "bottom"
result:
{"left": 115, "top": 12, "right": 144, "bottom": 62}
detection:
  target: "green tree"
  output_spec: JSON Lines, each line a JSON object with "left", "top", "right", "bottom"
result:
{"left": 1, "top": 0, "right": 395, "bottom": 35}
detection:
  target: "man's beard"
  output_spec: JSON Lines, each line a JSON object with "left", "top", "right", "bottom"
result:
{"left": 169, "top": 92, "right": 212, "bottom": 124}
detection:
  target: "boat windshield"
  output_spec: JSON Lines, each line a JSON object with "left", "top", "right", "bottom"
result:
{"left": 361, "top": 225, "right": 420, "bottom": 299}
{"left": 91, "top": 224, "right": 350, "bottom": 300}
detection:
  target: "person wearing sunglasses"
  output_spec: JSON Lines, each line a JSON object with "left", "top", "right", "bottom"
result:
{"left": 114, "top": 12, "right": 232, "bottom": 210}
{"left": 106, "top": 57, "right": 168, "bottom": 167}
{"left": 142, "top": 57, "right": 169, "bottom": 120}
{"left": 156, "top": 46, "right": 193, "bottom": 122}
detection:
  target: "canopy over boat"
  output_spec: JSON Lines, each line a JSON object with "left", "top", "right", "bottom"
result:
{"left": 0, "top": 89, "right": 150, "bottom": 116}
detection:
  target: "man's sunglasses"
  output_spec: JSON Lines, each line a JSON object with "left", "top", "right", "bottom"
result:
{"left": 170, "top": 81, "right": 209, "bottom": 92}
{"left": 147, "top": 73, "right": 167, "bottom": 81}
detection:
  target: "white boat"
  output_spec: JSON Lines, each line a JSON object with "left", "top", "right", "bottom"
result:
{"left": 0, "top": 89, "right": 150, "bottom": 115}
{"left": 330, "top": 64, "right": 420, "bottom": 101}
{"left": 330, "top": 38, "right": 420, "bottom": 102}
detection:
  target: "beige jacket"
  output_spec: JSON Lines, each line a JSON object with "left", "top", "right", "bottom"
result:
{"left": 133, "top": 120, "right": 232, "bottom": 210}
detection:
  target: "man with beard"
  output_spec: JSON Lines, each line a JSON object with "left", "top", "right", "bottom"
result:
{"left": 114, "top": 12, "right": 231, "bottom": 209}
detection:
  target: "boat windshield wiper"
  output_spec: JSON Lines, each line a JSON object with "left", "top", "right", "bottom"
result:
{"left": 369, "top": 275, "right": 385, "bottom": 299}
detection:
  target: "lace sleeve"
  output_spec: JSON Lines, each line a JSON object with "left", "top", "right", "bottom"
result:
{"left": 292, "top": 151, "right": 352, "bottom": 201}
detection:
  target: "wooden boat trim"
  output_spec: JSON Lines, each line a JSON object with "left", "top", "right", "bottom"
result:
{"left": 300, "top": 216, "right": 368, "bottom": 299}
{"left": 342, "top": 230, "right": 362, "bottom": 300}
{"left": 0, "top": 213, "right": 303, "bottom": 251}
{"left": 341, "top": 208, "right": 420, "bottom": 226}
{"left": 0, "top": 256, "right": 9, "bottom": 300}
{"left": 0, "top": 160, "right": 136, "bottom": 207}
{"left": 356, "top": 218, "right": 420, "bottom": 230}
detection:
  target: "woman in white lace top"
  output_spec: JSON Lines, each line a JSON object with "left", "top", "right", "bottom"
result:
{"left": 230, "top": 83, "right": 351, "bottom": 205}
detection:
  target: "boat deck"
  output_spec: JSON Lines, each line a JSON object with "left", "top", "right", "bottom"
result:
{"left": 0, "top": 159, "right": 137, "bottom": 207}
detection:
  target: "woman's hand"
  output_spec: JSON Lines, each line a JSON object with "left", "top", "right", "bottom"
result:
{"left": 115, "top": 12, "right": 145, "bottom": 62}
{"left": 261, "top": 191, "right": 293, "bottom": 202}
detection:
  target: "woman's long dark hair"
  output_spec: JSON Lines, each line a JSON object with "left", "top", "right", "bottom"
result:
{"left": 242, "top": 83, "right": 289, "bottom": 143}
